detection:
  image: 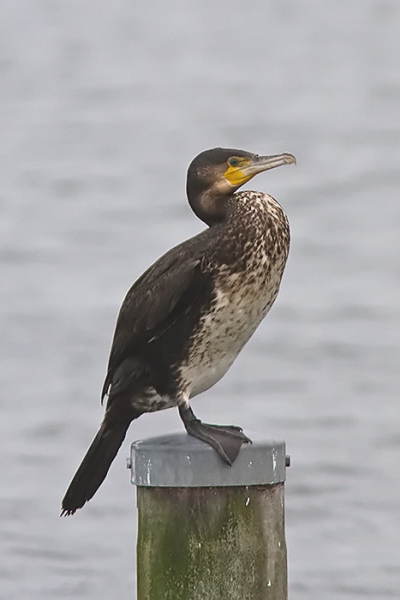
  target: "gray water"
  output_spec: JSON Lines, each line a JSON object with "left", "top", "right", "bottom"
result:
{"left": 1, "top": 1, "right": 399, "bottom": 598}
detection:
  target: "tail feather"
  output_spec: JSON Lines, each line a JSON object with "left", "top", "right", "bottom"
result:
{"left": 61, "top": 421, "right": 130, "bottom": 515}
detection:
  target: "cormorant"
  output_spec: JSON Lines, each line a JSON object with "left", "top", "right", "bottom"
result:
{"left": 61, "top": 147, "right": 296, "bottom": 515}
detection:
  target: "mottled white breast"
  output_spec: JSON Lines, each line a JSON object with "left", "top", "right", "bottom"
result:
{"left": 178, "top": 192, "right": 289, "bottom": 399}
{"left": 181, "top": 270, "right": 283, "bottom": 399}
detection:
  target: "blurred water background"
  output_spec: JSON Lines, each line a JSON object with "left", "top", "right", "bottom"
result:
{"left": 1, "top": 1, "right": 399, "bottom": 598}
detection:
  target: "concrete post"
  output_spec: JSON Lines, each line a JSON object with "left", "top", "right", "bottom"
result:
{"left": 129, "top": 433, "right": 289, "bottom": 600}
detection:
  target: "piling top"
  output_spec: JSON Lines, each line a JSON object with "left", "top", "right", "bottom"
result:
{"left": 129, "top": 432, "right": 287, "bottom": 487}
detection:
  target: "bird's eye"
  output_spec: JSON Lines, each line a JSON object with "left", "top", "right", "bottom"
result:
{"left": 228, "top": 157, "right": 239, "bottom": 167}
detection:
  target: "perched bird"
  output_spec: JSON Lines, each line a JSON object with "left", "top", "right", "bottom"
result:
{"left": 61, "top": 147, "right": 296, "bottom": 515}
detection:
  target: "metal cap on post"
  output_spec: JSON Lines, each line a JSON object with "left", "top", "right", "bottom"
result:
{"left": 129, "top": 432, "right": 288, "bottom": 487}
{"left": 130, "top": 432, "right": 289, "bottom": 600}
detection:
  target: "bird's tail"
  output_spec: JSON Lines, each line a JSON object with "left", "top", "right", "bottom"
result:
{"left": 61, "top": 418, "right": 132, "bottom": 516}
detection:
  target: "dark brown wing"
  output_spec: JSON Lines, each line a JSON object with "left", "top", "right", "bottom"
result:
{"left": 101, "top": 247, "right": 206, "bottom": 401}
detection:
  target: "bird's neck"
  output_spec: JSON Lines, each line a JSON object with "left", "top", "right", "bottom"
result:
{"left": 187, "top": 184, "right": 233, "bottom": 227}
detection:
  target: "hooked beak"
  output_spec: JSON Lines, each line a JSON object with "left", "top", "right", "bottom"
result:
{"left": 241, "top": 152, "right": 297, "bottom": 179}
{"left": 223, "top": 151, "right": 296, "bottom": 187}
{"left": 224, "top": 152, "right": 296, "bottom": 188}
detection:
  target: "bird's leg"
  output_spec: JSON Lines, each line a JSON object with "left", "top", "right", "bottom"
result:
{"left": 178, "top": 404, "right": 252, "bottom": 465}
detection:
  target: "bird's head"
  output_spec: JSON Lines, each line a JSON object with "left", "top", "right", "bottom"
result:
{"left": 186, "top": 147, "right": 296, "bottom": 226}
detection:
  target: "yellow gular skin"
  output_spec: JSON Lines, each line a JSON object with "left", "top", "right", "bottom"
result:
{"left": 223, "top": 158, "right": 253, "bottom": 186}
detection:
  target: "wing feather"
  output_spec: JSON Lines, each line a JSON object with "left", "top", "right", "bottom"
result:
{"left": 101, "top": 251, "right": 204, "bottom": 401}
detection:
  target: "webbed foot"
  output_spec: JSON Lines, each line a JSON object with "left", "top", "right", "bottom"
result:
{"left": 179, "top": 405, "right": 252, "bottom": 465}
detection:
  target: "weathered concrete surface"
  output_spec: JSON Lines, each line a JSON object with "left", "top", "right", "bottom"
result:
{"left": 137, "top": 483, "right": 287, "bottom": 600}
